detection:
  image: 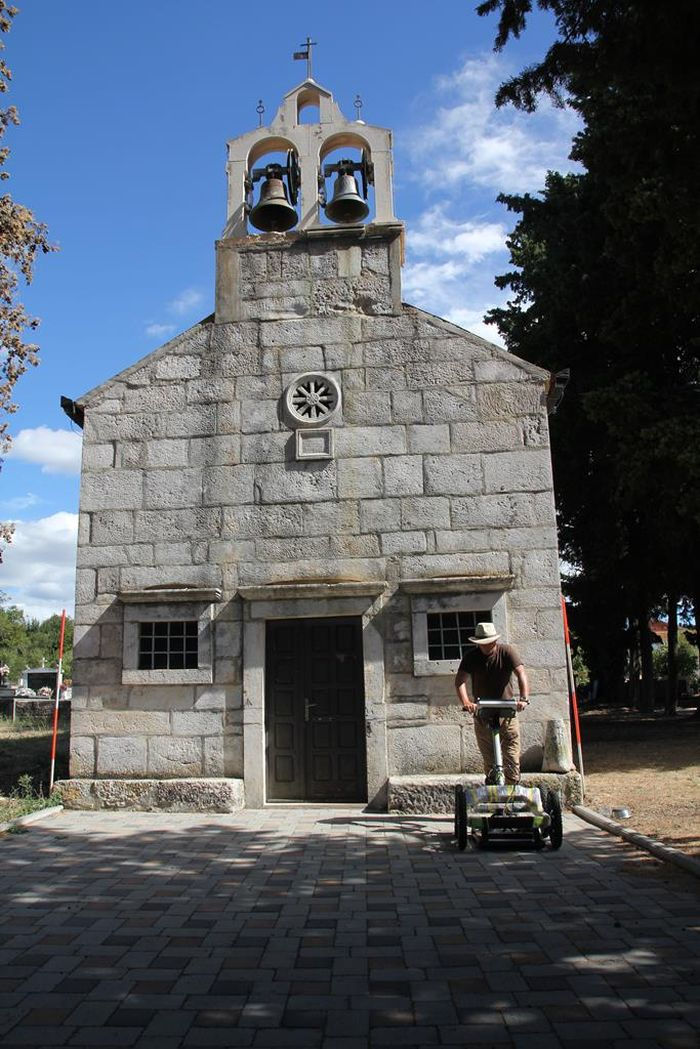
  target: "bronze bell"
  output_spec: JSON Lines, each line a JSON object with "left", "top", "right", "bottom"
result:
{"left": 324, "top": 172, "right": 370, "bottom": 224}
{"left": 249, "top": 176, "right": 298, "bottom": 232}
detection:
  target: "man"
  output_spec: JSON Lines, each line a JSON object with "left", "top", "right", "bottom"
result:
{"left": 454, "top": 622, "right": 529, "bottom": 784}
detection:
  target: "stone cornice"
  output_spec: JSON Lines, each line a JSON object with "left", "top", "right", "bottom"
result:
{"left": 399, "top": 575, "right": 515, "bottom": 595}
{"left": 118, "top": 587, "right": 222, "bottom": 604}
{"left": 237, "top": 581, "right": 386, "bottom": 602}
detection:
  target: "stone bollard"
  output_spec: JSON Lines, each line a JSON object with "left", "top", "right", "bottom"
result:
{"left": 542, "top": 719, "right": 574, "bottom": 773}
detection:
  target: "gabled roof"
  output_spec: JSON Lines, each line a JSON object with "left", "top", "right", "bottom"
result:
{"left": 61, "top": 302, "right": 550, "bottom": 428}
{"left": 404, "top": 303, "right": 550, "bottom": 381}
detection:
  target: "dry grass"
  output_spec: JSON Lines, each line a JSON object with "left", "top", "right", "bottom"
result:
{"left": 582, "top": 713, "right": 700, "bottom": 857}
{"left": 0, "top": 712, "right": 68, "bottom": 824}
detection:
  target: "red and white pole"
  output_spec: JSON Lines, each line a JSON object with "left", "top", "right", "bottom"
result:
{"left": 49, "top": 609, "right": 66, "bottom": 793}
{"left": 561, "top": 596, "right": 585, "bottom": 795}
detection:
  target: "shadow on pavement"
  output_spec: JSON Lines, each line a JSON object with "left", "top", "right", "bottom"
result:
{"left": 0, "top": 809, "right": 697, "bottom": 1047}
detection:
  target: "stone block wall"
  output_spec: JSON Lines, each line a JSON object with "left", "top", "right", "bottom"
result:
{"left": 70, "top": 225, "right": 568, "bottom": 795}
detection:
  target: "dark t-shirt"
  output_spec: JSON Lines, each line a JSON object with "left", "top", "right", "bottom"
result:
{"left": 458, "top": 643, "right": 523, "bottom": 700}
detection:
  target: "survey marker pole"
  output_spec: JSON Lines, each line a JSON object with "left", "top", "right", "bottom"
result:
{"left": 49, "top": 609, "right": 66, "bottom": 793}
{"left": 561, "top": 597, "right": 585, "bottom": 795}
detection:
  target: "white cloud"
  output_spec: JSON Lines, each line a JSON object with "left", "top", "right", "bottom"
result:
{"left": 402, "top": 209, "right": 509, "bottom": 346}
{"left": 145, "top": 322, "right": 176, "bottom": 339}
{"left": 6, "top": 427, "right": 82, "bottom": 475}
{"left": 445, "top": 307, "right": 506, "bottom": 345}
{"left": 168, "top": 287, "right": 204, "bottom": 316}
{"left": 3, "top": 492, "right": 42, "bottom": 512}
{"left": 409, "top": 206, "right": 507, "bottom": 263}
{"left": 1, "top": 512, "right": 78, "bottom": 621}
{"left": 144, "top": 286, "right": 206, "bottom": 339}
{"left": 410, "top": 52, "right": 579, "bottom": 195}
{"left": 399, "top": 51, "right": 579, "bottom": 346}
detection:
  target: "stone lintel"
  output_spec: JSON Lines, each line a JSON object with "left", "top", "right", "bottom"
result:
{"left": 118, "top": 587, "right": 223, "bottom": 604}
{"left": 399, "top": 575, "right": 515, "bottom": 595}
{"left": 238, "top": 580, "right": 386, "bottom": 602}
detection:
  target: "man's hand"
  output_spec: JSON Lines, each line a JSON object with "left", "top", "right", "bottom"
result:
{"left": 515, "top": 696, "right": 530, "bottom": 712}
{"left": 461, "top": 699, "right": 477, "bottom": 714}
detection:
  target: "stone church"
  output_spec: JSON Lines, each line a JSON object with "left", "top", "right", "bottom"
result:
{"left": 61, "top": 76, "right": 577, "bottom": 811}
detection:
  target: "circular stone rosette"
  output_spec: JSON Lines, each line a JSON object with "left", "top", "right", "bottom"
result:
{"left": 284, "top": 372, "right": 341, "bottom": 427}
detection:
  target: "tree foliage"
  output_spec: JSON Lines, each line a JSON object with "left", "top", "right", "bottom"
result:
{"left": 652, "top": 633, "right": 699, "bottom": 688}
{"left": 0, "top": 593, "right": 73, "bottom": 682}
{"left": 478, "top": 0, "right": 700, "bottom": 701}
{"left": 0, "top": 3, "right": 54, "bottom": 556}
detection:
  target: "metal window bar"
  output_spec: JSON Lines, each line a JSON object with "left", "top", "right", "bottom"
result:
{"left": 138, "top": 621, "right": 199, "bottom": 670}
{"left": 426, "top": 610, "right": 492, "bottom": 661}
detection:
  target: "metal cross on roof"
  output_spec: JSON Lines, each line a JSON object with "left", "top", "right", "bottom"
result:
{"left": 293, "top": 36, "right": 317, "bottom": 80}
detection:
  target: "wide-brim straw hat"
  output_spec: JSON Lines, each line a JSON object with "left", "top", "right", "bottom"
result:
{"left": 469, "top": 622, "right": 501, "bottom": 645}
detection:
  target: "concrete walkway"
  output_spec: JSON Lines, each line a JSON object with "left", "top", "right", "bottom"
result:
{"left": 0, "top": 808, "right": 697, "bottom": 1049}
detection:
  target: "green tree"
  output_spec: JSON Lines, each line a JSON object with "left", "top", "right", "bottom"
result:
{"left": 0, "top": 3, "right": 54, "bottom": 560}
{"left": 0, "top": 594, "right": 73, "bottom": 683}
{"left": 652, "top": 633, "right": 699, "bottom": 688}
{"left": 28, "top": 613, "right": 73, "bottom": 678}
{"left": 478, "top": 0, "right": 700, "bottom": 705}
{"left": 0, "top": 591, "right": 25, "bottom": 680}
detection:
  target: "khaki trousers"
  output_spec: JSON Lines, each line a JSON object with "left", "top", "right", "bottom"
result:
{"left": 474, "top": 713, "right": 521, "bottom": 784}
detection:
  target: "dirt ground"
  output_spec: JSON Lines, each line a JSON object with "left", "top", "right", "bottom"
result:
{"left": 581, "top": 708, "right": 700, "bottom": 857}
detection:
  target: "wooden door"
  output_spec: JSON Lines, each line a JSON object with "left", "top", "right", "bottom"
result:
{"left": 265, "top": 617, "right": 367, "bottom": 801}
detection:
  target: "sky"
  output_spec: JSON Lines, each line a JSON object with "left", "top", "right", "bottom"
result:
{"left": 1, "top": 0, "right": 578, "bottom": 621}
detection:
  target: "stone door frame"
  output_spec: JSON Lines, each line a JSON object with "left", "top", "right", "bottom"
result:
{"left": 239, "top": 584, "right": 387, "bottom": 808}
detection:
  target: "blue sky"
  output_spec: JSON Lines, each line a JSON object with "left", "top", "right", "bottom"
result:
{"left": 1, "top": 0, "right": 577, "bottom": 620}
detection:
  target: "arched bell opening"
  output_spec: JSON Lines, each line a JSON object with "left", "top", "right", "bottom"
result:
{"left": 318, "top": 134, "right": 374, "bottom": 227}
{"left": 245, "top": 138, "right": 300, "bottom": 234}
{"left": 296, "top": 86, "right": 322, "bottom": 125}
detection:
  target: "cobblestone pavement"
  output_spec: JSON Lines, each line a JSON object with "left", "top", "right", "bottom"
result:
{"left": 0, "top": 808, "right": 698, "bottom": 1049}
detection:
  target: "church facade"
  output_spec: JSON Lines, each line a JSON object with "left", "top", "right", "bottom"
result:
{"left": 61, "top": 79, "right": 576, "bottom": 811}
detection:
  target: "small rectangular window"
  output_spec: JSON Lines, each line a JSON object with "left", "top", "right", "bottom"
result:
{"left": 426, "top": 610, "right": 492, "bottom": 662}
{"left": 138, "top": 621, "right": 199, "bottom": 671}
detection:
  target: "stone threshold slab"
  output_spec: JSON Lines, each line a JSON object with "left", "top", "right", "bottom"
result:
{"left": 57, "top": 778, "right": 244, "bottom": 812}
{"left": 388, "top": 771, "right": 582, "bottom": 813}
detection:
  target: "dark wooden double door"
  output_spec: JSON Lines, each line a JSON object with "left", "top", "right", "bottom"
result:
{"left": 265, "top": 617, "right": 367, "bottom": 802}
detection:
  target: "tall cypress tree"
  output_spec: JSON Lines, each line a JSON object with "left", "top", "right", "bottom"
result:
{"left": 478, "top": 1, "right": 700, "bottom": 703}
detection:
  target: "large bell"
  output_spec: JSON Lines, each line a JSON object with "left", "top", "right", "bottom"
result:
{"left": 249, "top": 177, "right": 298, "bottom": 232}
{"left": 324, "top": 172, "right": 370, "bottom": 224}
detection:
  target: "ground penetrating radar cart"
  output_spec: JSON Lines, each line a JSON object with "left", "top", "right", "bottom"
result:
{"left": 454, "top": 699, "right": 563, "bottom": 851}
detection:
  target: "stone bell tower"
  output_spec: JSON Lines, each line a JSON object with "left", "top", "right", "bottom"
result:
{"left": 214, "top": 76, "right": 405, "bottom": 324}
{"left": 62, "top": 61, "right": 575, "bottom": 814}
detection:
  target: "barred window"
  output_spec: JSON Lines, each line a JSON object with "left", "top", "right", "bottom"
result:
{"left": 426, "top": 610, "right": 492, "bottom": 662}
{"left": 138, "top": 621, "right": 199, "bottom": 671}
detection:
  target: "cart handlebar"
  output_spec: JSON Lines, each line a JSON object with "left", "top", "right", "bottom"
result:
{"left": 475, "top": 698, "right": 518, "bottom": 717}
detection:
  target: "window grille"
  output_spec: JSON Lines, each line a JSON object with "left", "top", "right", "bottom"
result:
{"left": 426, "top": 610, "right": 492, "bottom": 662}
{"left": 138, "top": 621, "right": 199, "bottom": 671}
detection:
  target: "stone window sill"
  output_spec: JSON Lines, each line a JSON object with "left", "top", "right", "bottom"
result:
{"left": 122, "top": 668, "right": 213, "bottom": 685}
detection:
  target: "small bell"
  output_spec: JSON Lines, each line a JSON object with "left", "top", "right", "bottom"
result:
{"left": 324, "top": 172, "right": 370, "bottom": 224}
{"left": 249, "top": 176, "right": 298, "bottom": 232}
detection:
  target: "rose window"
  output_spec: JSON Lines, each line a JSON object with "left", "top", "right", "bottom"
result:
{"left": 285, "top": 373, "right": 341, "bottom": 426}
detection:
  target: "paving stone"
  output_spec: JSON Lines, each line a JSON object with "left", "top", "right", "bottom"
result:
{"left": 1, "top": 810, "right": 698, "bottom": 1048}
